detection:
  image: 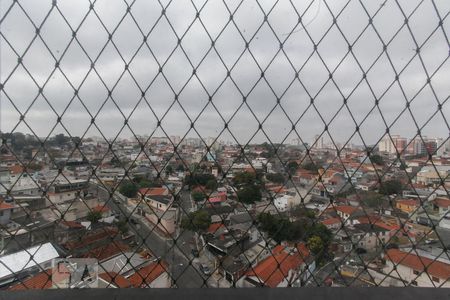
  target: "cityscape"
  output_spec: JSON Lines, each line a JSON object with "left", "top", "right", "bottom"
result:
{"left": 0, "top": 0, "right": 449, "bottom": 293}
{"left": 0, "top": 131, "right": 449, "bottom": 288}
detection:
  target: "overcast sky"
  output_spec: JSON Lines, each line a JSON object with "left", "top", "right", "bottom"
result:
{"left": 0, "top": 0, "right": 449, "bottom": 148}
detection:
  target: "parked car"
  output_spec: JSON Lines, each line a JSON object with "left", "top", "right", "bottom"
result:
{"left": 191, "top": 249, "right": 199, "bottom": 258}
{"left": 199, "top": 263, "right": 211, "bottom": 275}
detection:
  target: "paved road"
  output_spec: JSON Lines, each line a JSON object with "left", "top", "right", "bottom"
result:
{"left": 95, "top": 185, "right": 205, "bottom": 287}
{"left": 305, "top": 257, "right": 343, "bottom": 287}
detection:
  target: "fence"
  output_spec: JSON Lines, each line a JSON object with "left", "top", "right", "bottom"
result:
{"left": 0, "top": 0, "right": 449, "bottom": 290}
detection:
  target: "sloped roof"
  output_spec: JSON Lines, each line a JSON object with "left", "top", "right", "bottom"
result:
{"left": 245, "top": 244, "right": 310, "bottom": 288}
{"left": 99, "top": 272, "right": 132, "bottom": 288}
{"left": 434, "top": 197, "right": 450, "bottom": 208}
{"left": 386, "top": 249, "right": 450, "bottom": 280}
{"left": 0, "top": 242, "right": 59, "bottom": 279}
{"left": 8, "top": 270, "right": 53, "bottom": 290}
{"left": 335, "top": 205, "right": 359, "bottom": 215}
{"left": 128, "top": 261, "right": 168, "bottom": 287}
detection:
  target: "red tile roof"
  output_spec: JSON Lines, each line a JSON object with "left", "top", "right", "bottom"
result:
{"left": 0, "top": 201, "right": 14, "bottom": 210}
{"left": 335, "top": 205, "right": 359, "bottom": 215}
{"left": 81, "top": 241, "right": 130, "bottom": 261}
{"left": 246, "top": 244, "right": 310, "bottom": 288}
{"left": 63, "top": 227, "right": 118, "bottom": 250}
{"left": 385, "top": 249, "right": 450, "bottom": 280}
{"left": 99, "top": 272, "right": 132, "bottom": 288}
{"left": 139, "top": 187, "right": 168, "bottom": 197}
{"left": 128, "top": 261, "right": 168, "bottom": 287}
{"left": 8, "top": 165, "right": 24, "bottom": 175}
{"left": 8, "top": 270, "right": 53, "bottom": 290}
{"left": 92, "top": 205, "right": 111, "bottom": 213}
{"left": 434, "top": 197, "right": 450, "bottom": 208}
{"left": 59, "top": 220, "right": 84, "bottom": 229}
{"left": 396, "top": 199, "right": 420, "bottom": 207}
{"left": 208, "top": 222, "right": 224, "bottom": 233}
{"left": 321, "top": 217, "right": 341, "bottom": 226}
{"left": 8, "top": 266, "right": 70, "bottom": 290}
{"left": 267, "top": 185, "right": 287, "bottom": 194}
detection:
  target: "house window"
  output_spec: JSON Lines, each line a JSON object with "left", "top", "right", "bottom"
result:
{"left": 411, "top": 280, "right": 418, "bottom": 286}
{"left": 432, "top": 276, "right": 440, "bottom": 283}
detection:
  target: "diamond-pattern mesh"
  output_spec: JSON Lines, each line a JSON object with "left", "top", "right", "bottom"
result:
{"left": 0, "top": 0, "right": 449, "bottom": 289}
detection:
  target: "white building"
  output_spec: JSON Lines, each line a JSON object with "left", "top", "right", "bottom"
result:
{"left": 383, "top": 248, "right": 450, "bottom": 287}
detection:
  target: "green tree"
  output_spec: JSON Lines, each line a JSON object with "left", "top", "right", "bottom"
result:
{"left": 301, "top": 162, "right": 318, "bottom": 173}
{"left": 54, "top": 133, "right": 68, "bottom": 146}
{"left": 87, "top": 210, "right": 102, "bottom": 224}
{"left": 266, "top": 173, "right": 285, "bottom": 184}
{"left": 181, "top": 210, "right": 211, "bottom": 232}
{"left": 176, "top": 164, "right": 185, "bottom": 172}
{"left": 233, "top": 171, "right": 257, "bottom": 186}
{"left": 369, "top": 154, "right": 384, "bottom": 165}
{"left": 287, "top": 161, "right": 299, "bottom": 174}
{"left": 117, "top": 220, "right": 129, "bottom": 235}
{"left": 399, "top": 160, "right": 408, "bottom": 170}
{"left": 237, "top": 185, "right": 261, "bottom": 204}
{"left": 165, "top": 165, "right": 173, "bottom": 175}
{"left": 191, "top": 191, "right": 206, "bottom": 202}
{"left": 359, "top": 191, "right": 384, "bottom": 208}
{"left": 307, "top": 235, "right": 324, "bottom": 255}
{"left": 119, "top": 181, "right": 139, "bottom": 198}
{"left": 184, "top": 173, "right": 216, "bottom": 187}
{"left": 379, "top": 179, "right": 403, "bottom": 195}
{"left": 206, "top": 179, "right": 218, "bottom": 191}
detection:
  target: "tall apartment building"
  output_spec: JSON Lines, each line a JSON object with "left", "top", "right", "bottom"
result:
{"left": 379, "top": 135, "right": 407, "bottom": 154}
{"left": 407, "top": 137, "right": 441, "bottom": 156}
{"left": 313, "top": 134, "right": 324, "bottom": 149}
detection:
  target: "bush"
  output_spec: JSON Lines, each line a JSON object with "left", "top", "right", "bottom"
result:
{"left": 379, "top": 179, "right": 403, "bottom": 195}
{"left": 181, "top": 210, "right": 211, "bottom": 232}
{"left": 237, "top": 185, "right": 262, "bottom": 204}
{"left": 266, "top": 173, "right": 285, "bottom": 184}
{"left": 369, "top": 154, "right": 384, "bottom": 165}
{"left": 119, "top": 181, "right": 139, "bottom": 198}
{"left": 191, "top": 191, "right": 206, "bottom": 202}
{"left": 87, "top": 211, "right": 102, "bottom": 224}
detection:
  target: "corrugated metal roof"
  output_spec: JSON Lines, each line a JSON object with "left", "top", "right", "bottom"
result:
{"left": 0, "top": 243, "right": 59, "bottom": 279}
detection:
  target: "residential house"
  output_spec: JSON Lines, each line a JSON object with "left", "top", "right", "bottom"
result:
{"left": 0, "top": 243, "right": 60, "bottom": 287}
{"left": 433, "top": 197, "right": 450, "bottom": 216}
{"left": 321, "top": 217, "right": 342, "bottom": 230}
{"left": 335, "top": 205, "right": 363, "bottom": 225}
{"left": 237, "top": 244, "right": 315, "bottom": 287}
{"left": 396, "top": 199, "right": 420, "bottom": 215}
{"left": 383, "top": 248, "right": 450, "bottom": 287}
{"left": 0, "top": 200, "right": 14, "bottom": 225}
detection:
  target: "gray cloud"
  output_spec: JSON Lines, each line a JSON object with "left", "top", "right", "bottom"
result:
{"left": 0, "top": 0, "right": 449, "bottom": 147}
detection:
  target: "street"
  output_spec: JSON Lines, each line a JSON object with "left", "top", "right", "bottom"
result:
{"left": 96, "top": 185, "right": 205, "bottom": 287}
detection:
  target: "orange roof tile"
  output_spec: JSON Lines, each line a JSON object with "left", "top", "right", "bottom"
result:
{"left": 128, "top": 261, "right": 168, "bottom": 287}
{"left": 92, "top": 205, "right": 111, "bottom": 213}
{"left": 139, "top": 187, "right": 168, "bottom": 197}
{"left": 321, "top": 217, "right": 341, "bottom": 226}
{"left": 246, "top": 244, "right": 310, "bottom": 288}
{"left": 335, "top": 205, "right": 359, "bottom": 215}
{"left": 8, "top": 266, "right": 70, "bottom": 290}
{"left": 386, "top": 249, "right": 450, "bottom": 280}
{"left": 99, "top": 272, "right": 132, "bottom": 288}
{"left": 8, "top": 165, "right": 24, "bottom": 175}
{"left": 81, "top": 241, "right": 130, "bottom": 261}
{"left": 396, "top": 199, "right": 419, "bottom": 207}
{"left": 8, "top": 270, "right": 53, "bottom": 290}
{"left": 434, "top": 197, "right": 450, "bottom": 208}
{"left": 0, "top": 201, "right": 14, "bottom": 210}
{"left": 208, "top": 223, "right": 224, "bottom": 233}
